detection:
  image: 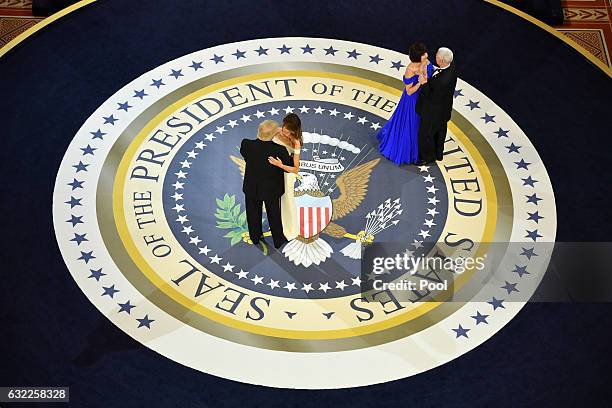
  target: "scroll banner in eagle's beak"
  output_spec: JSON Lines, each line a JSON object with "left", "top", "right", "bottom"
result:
{"left": 300, "top": 157, "right": 344, "bottom": 173}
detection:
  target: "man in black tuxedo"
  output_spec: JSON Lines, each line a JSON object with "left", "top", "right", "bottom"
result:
{"left": 240, "top": 120, "right": 292, "bottom": 248}
{"left": 416, "top": 47, "right": 458, "bottom": 164}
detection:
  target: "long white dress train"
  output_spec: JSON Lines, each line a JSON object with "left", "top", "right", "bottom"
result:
{"left": 273, "top": 137, "right": 300, "bottom": 240}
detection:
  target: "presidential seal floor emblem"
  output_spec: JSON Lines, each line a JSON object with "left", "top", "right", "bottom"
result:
{"left": 52, "top": 38, "right": 556, "bottom": 389}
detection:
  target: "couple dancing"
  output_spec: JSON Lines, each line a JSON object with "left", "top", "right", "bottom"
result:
{"left": 239, "top": 114, "right": 302, "bottom": 249}
{"left": 377, "top": 43, "right": 457, "bottom": 165}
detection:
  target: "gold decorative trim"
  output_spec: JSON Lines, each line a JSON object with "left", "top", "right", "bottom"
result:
{"left": 93, "top": 63, "right": 513, "bottom": 351}
{"left": 0, "top": 0, "right": 95, "bottom": 58}
{"left": 558, "top": 28, "right": 611, "bottom": 67}
{"left": 484, "top": 0, "right": 612, "bottom": 77}
{"left": 1, "top": 0, "right": 610, "bottom": 77}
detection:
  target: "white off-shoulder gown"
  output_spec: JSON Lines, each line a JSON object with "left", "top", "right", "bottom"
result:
{"left": 273, "top": 137, "right": 300, "bottom": 240}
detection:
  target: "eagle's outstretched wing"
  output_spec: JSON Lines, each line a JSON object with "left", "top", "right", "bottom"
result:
{"left": 230, "top": 155, "right": 246, "bottom": 178}
{"left": 322, "top": 221, "right": 347, "bottom": 238}
{"left": 332, "top": 158, "right": 380, "bottom": 220}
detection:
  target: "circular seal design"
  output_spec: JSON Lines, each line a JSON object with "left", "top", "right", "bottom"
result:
{"left": 52, "top": 38, "right": 556, "bottom": 388}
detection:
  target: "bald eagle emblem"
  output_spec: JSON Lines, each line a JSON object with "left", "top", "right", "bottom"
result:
{"left": 230, "top": 131, "right": 399, "bottom": 267}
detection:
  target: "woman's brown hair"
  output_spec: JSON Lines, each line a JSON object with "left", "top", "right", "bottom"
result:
{"left": 282, "top": 113, "right": 303, "bottom": 147}
{"left": 408, "top": 42, "right": 427, "bottom": 63}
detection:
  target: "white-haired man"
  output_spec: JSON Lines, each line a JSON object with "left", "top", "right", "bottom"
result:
{"left": 415, "top": 47, "right": 457, "bottom": 165}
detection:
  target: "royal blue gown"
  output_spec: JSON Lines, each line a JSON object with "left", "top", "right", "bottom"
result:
{"left": 377, "top": 63, "right": 433, "bottom": 165}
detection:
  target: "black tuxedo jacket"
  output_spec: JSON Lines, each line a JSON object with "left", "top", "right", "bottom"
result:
{"left": 240, "top": 138, "right": 292, "bottom": 200}
{"left": 416, "top": 62, "right": 458, "bottom": 124}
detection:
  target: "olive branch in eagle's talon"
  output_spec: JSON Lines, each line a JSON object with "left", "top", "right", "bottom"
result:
{"left": 214, "top": 193, "right": 270, "bottom": 254}
{"left": 214, "top": 193, "right": 249, "bottom": 245}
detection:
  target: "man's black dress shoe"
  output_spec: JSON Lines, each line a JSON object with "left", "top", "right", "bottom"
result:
{"left": 415, "top": 159, "right": 433, "bottom": 166}
{"left": 251, "top": 235, "right": 267, "bottom": 246}
{"left": 274, "top": 239, "right": 288, "bottom": 249}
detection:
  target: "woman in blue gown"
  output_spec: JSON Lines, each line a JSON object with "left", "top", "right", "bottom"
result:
{"left": 377, "top": 43, "right": 433, "bottom": 165}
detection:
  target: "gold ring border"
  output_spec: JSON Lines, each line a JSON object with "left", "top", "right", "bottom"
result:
{"left": 17, "top": 4, "right": 525, "bottom": 350}
{"left": 484, "top": 0, "right": 611, "bottom": 76}
{"left": 0, "top": 0, "right": 95, "bottom": 59}
{"left": 93, "top": 63, "right": 514, "bottom": 351}
{"left": 1, "top": 0, "right": 609, "bottom": 78}
{"left": 112, "top": 69, "right": 498, "bottom": 340}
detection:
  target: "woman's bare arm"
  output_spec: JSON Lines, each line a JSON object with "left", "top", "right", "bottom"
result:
{"left": 268, "top": 144, "right": 301, "bottom": 173}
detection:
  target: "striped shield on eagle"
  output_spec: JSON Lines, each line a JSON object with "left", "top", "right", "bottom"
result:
{"left": 296, "top": 194, "right": 332, "bottom": 238}
{"left": 229, "top": 148, "right": 380, "bottom": 267}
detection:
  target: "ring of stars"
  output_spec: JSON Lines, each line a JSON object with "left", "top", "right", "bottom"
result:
{"left": 56, "top": 38, "right": 554, "bottom": 335}
{"left": 170, "top": 103, "right": 435, "bottom": 298}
